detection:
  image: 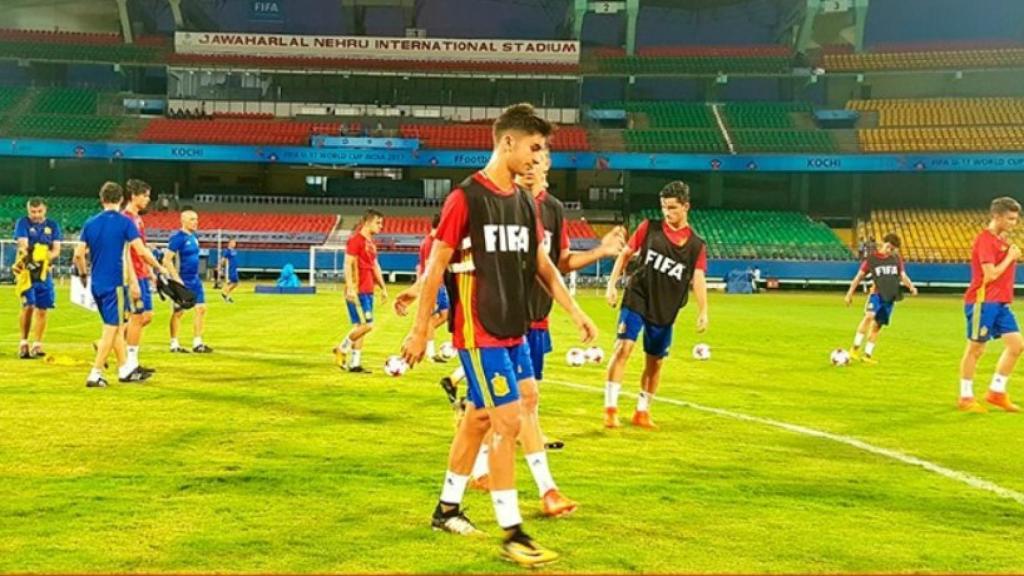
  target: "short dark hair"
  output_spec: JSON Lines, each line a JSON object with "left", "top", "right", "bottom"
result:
{"left": 991, "top": 196, "right": 1022, "bottom": 215}
{"left": 365, "top": 209, "right": 384, "bottom": 221}
{"left": 26, "top": 196, "right": 46, "bottom": 208}
{"left": 126, "top": 178, "right": 151, "bottom": 198}
{"left": 431, "top": 213, "right": 441, "bottom": 229}
{"left": 493, "top": 103, "right": 553, "bottom": 142}
{"left": 659, "top": 181, "right": 690, "bottom": 204}
{"left": 99, "top": 181, "right": 124, "bottom": 205}
{"left": 883, "top": 232, "right": 901, "bottom": 248}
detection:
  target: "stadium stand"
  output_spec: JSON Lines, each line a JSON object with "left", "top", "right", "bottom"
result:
{"left": 139, "top": 119, "right": 343, "bottom": 145}
{"left": 857, "top": 126, "right": 1024, "bottom": 152}
{"left": 0, "top": 29, "right": 162, "bottom": 63}
{"left": 166, "top": 53, "right": 579, "bottom": 75}
{"left": 143, "top": 212, "right": 339, "bottom": 248}
{"left": 721, "top": 102, "right": 810, "bottom": 129}
{"left": 859, "top": 209, "right": 1024, "bottom": 263}
{"left": 399, "top": 124, "right": 589, "bottom": 150}
{"left": 822, "top": 45, "right": 1024, "bottom": 72}
{"left": 588, "top": 45, "right": 793, "bottom": 75}
{"left": 732, "top": 129, "right": 837, "bottom": 153}
{"left": 624, "top": 129, "right": 728, "bottom": 153}
{"left": 631, "top": 209, "right": 851, "bottom": 261}
{"left": 849, "top": 97, "right": 1024, "bottom": 128}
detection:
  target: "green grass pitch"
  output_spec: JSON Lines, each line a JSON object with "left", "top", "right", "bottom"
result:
{"left": 3, "top": 283, "right": 1024, "bottom": 573}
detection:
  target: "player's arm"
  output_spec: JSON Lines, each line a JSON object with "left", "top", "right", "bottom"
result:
{"left": 402, "top": 240, "right": 454, "bottom": 365}
{"left": 373, "top": 261, "right": 388, "bottom": 302}
{"left": 72, "top": 243, "right": 88, "bottom": 279}
{"left": 130, "top": 239, "right": 167, "bottom": 276}
{"left": 605, "top": 245, "right": 636, "bottom": 307}
{"left": 558, "top": 225, "right": 626, "bottom": 275}
{"left": 982, "top": 244, "right": 1021, "bottom": 283}
{"left": 844, "top": 270, "right": 867, "bottom": 306}
{"left": 343, "top": 254, "right": 358, "bottom": 302}
{"left": 125, "top": 249, "right": 141, "bottom": 301}
{"left": 537, "top": 247, "right": 598, "bottom": 344}
{"left": 692, "top": 268, "right": 708, "bottom": 333}
{"left": 900, "top": 270, "right": 918, "bottom": 296}
{"left": 49, "top": 240, "right": 62, "bottom": 263}
{"left": 163, "top": 248, "right": 181, "bottom": 281}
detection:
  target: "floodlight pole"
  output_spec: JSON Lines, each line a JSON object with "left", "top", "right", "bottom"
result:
{"left": 168, "top": 0, "right": 184, "bottom": 29}
{"left": 115, "top": 0, "right": 134, "bottom": 43}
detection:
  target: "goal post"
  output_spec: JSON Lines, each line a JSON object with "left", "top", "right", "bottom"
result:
{"left": 308, "top": 244, "right": 349, "bottom": 289}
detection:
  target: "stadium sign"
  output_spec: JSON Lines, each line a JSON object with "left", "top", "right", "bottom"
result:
{"left": 175, "top": 32, "right": 580, "bottom": 64}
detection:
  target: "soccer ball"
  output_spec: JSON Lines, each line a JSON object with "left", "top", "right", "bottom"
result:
{"left": 565, "top": 347, "right": 586, "bottom": 367}
{"left": 830, "top": 348, "right": 851, "bottom": 367}
{"left": 692, "top": 343, "right": 711, "bottom": 361}
{"left": 438, "top": 342, "right": 457, "bottom": 361}
{"left": 584, "top": 346, "right": 605, "bottom": 364}
{"left": 384, "top": 355, "right": 409, "bottom": 377}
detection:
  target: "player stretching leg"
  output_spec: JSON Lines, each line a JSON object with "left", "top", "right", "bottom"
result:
{"left": 603, "top": 181, "right": 708, "bottom": 429}
{"left": 466, "top": 149, "right": 626, "bottom": 516}
{"left": 400, "top": 103, "right": 597, "bottom": 567}
{"left": 122, "top": 179, "right": 157, "bottom": 374}
{"left": 74, "top": 182, "right": 166, "bottom": 387}
{"left": 844, "top": 233, "right": 918, "bottom": 364}
{"left": 13, "top": 197, "right": 61, "bottom": 359}
{"left": 335, "top": 210, "right": 387, "bottom": 373}
{"left": 959, "top": 197, "right": 1023, "bottom": 413}
{"left": 166, "top": 210, "right": 212, "bottom": 354}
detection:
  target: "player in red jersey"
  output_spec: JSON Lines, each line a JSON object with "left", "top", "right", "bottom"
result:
{"left": 335, "top": 209, "right": 386, "bottom": 373}
{"left": 603, "top": 182, "right": 708, "bottom": 429}
{"left": 959, "top": 197, "right": 1023, "bottom": 413}
{"left": 398, "top": 103, "right": 597, "bottom": 567}
{"left": 122, "top": 179, "right": 157, "bottom": 375}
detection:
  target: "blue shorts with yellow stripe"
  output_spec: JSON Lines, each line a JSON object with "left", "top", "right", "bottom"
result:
{"left": 965, "top": 302, "right": 1019, "bottom": 342}
{"left": 93, "top": 286, "right": 126, "bottom": 327}
{"left": 347, "top": 293, "right": 374, "bottom": 324}
{"left": 458, "top": 344, "right": 534, "bottom": 409}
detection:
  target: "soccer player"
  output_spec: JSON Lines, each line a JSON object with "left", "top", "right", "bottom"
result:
{"left": 220, "top": 239, "right": 240, "bottom": 303}
{"left": 958, "top": 197, "right": 1023, "bottom": 413}
{"left": 73, "top": 182, "right": 166, "bottom": 388}
{"left": 417, "top": 213, "right": 451, "bottom": 363}
{"left": 165, "top": 210, "right": 213, "bottom": 353}
{"left": 399, "top": 103, "right": 597, "bottom": 567}
{"left": 13, "top": 197, "right": 61, "bottom": 359}
{"left": 464, "top": 149, "right": 626, "bottom": 516}
{"left": 122, "top": 179, "right": 157, "bottom": 374}
{"left": 844, "top": 232, "right": 918, "bottom": 363}
{"left": 335, "top": 209, "right": 387, "bottom": 373}
{"left": 603, "top": 181, "right": 708, "bottom": 429}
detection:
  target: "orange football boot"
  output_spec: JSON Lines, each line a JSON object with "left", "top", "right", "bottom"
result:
{"left": 604, "top": 407, "right": 620, "bottom": 429}
{"left": 985, "top": 391, "right": 1020, "bottom": 412}
{"left": 631, "top": 410, "right": 657, "bottom": 429}
{"left": 541, "top": 489, "right": 578, "bottom": 517}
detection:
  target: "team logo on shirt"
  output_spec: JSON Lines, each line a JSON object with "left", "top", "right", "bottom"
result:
{"left": 483, "top": 225, "right": 531, "bottom": 253}
{"left": 980, "top": 326, "right": 989, "bottom": 338}
{"left": 43, "top": 227, "right": 52, "bottom": 235}
{"left": 874, "top": 265, "right": 899, "bottom": 276}
{"left": 491, "top": 373, "right": 510, "bottom": 396}
{"left": 644, "top": 249, "right": 687, "bottom": 281}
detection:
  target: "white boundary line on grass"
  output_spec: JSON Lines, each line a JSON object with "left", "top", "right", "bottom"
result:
{"left": 546, "top": 378, "right": 1024, "bottom": 508}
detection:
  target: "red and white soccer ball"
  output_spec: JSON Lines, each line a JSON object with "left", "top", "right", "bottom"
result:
{"left": 692, "top": 343, "right": 711, "bottom": 361}
{"left": 438, "top": 342, "right": 457, "bottom": 361}
{"left": 585, "top": 346, "right": 605, "bottom": 364}
{"left": 565, "top": 347, "right": 587, "bottom": 367}
{"left": 384, "top": 355, "right": 409, "bottom": 377}
{"left": 830, "top": 348, "right": 851, "bottom": 367}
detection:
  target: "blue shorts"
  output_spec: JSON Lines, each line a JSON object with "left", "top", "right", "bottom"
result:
{"left": 20, "top": 279, "right": 55, "bottom": 309}
{"left": 433, "top": 286, "right": 450, "bottom": 315}
{"left": 966, "top": 302, "right": 1020, "bottom": 342}
{"left": 228, "top": 270, "right": 240, "bottom": 284}
{"left": 866, "top": 293, "right": 896, "bottom": 327}
{"left": 459, "top": 344, "right": 534, "bottom": 409}
{"left": 617, "top": 306, "right": 674, "bottom": 358}
{"left": 126, "top": 278, "right": 153, "bottom": 314}
{"left": 93, "top": 286, "right": 125, "bottom": 327}
{"left": 526, "top": 328, "right": 553, "bottom": 381}
{"left": 347, "top": 293, "right": 374, "bottom": 324}
{"left": 182, "top": 276, "right": 205, "bottom": 305}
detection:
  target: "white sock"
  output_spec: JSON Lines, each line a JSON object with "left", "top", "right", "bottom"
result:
{"left": 340, "top": 337, "right": 352, "bottom": 351}
{"left": 88, "top": 367, "right": 103, "bottom": 381}
{"left": 490, "top": 489, "right": 523, "bottom": 529}
{"left": 451, "top": 365, "right": 465, "bottom": 383}
{"left": 170, "top": 338, "right": 180, "bottom": 349}
{"left": 427, "top": 340, "right": 436, "bottom": 358}
{"left": 526, "top": 451, "right": 557, "bottom": 498}
{"left": 636, "top": 390, "right": 652, "bottom": 413}
{"left": 439, "top": 470, "right": 469, "bottom": 505}
{"left": 193, "top": 336, "right": 203, "bottom": 348}
{"left": 853, "top": 332, "right": 864, "bottom": 348}
{"left": 990, "top": 373, "right": 1009, "bottom": 394}
{"left": 865, "top": 342, "right": 876, "bottom": 357}
{"left": 960, "top": 379, "right": 975, "bottom": 399}
{"left": 31, "top": 341, "right": 41, "bottom": 350}
{"left": 471, "top": 444, "right": 490, "bottom": 479}
{"left": 118, "top": 361, "right": 137, "bottom": 379}
{"left": 605, "top": 381, "right": 621, "bottom": 409}
{"left": 127, "top": 346, "right": 139, "bottom": 366}
{"left": 351, "top": 350, "right": 362, "bottom": 367}
{"left": 20, "top": 338, "right": 28, "bottom": 346}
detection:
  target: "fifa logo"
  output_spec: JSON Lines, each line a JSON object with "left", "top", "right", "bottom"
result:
{"left": 645, "top": 249, "right": 686, "bottom": 281}
{"left": 483, "top": 225, "right": 531, "bottom": 253}
{"left": 874, "top": 265, "right": 898, "bottom": 276}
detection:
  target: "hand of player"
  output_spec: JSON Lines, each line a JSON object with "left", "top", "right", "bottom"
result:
{"left": 129, "top": 282, "right": 141, "bottom": 302}
{"left": 600, "top": 226, "right": 627, "bottom": 258}
{"left": 696, "top": 310, "right": 709, "bottom": 333}
{"left": 379, "top": 289, "right": 388, "bottom": 304}
{"left": 909, "top": 285, "right": 919, "bottom": 296}
{"left": 605, "top": 286, "right": 618, "bottom": 308}
{"left": 1011, "top": 244, "right": 1022, "bottom": 261}
{"left": 345, "top": 286, "right": 358, "bottom": 303}
{"left": 392, "top": 286, "right": 419, "bottom": 317}
{"left": 572, "top": 310, "right": 599, "bottom": 345}
{"left": 11, "top": 259, "right": 24, "bottom": 274}
{"left": 844, "top": 292, "right": 853, "bottom": 307}
{"left": 401, "top": 327, "right": 428, "bottom": 367}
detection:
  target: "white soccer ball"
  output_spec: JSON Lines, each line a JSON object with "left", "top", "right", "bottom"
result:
{"left": 584, "top": 346, "right": 605, "bottom": 364}
{"left": 830, "top": 348, "right": 851, "bottom": 367}
{"left": 384, "top": 355, "right": 409, "bottom": 377}
{"left": 438, "top": 342, "right": 457, "bottom": 361}
{"left": 565, "top": 347, "right": 586, "bottom": 367}
{"left": 692, "top": 343, "right": 711, "bottom": 361}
